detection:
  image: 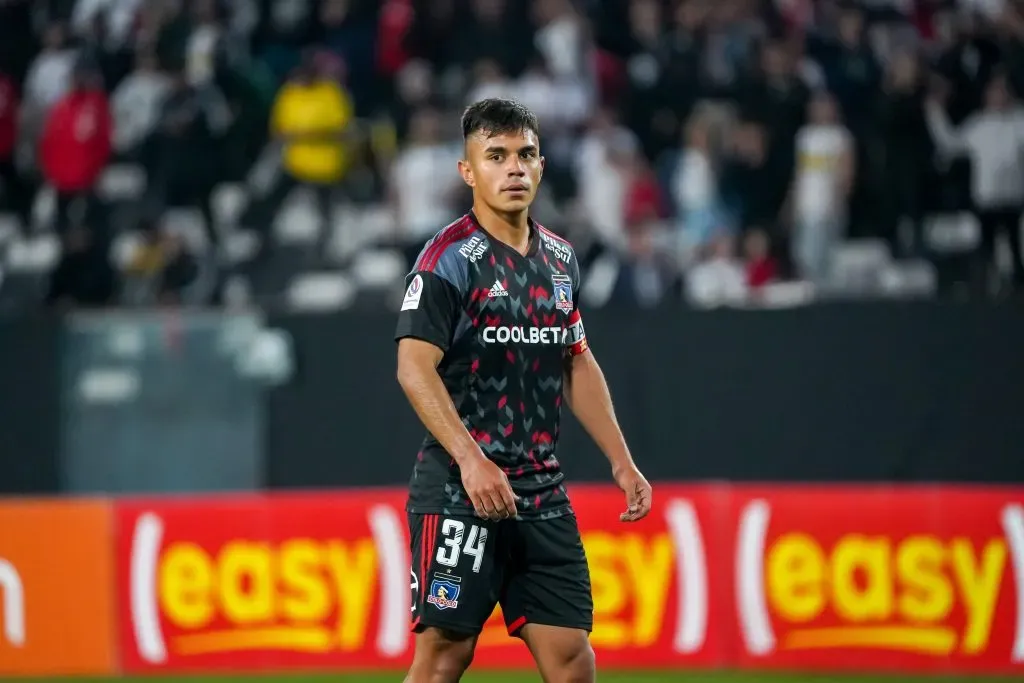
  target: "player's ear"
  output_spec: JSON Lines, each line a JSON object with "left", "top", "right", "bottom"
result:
{"left": 457, "top": 158, "right": 475, "bottom": 188}
{"left": 539, "top": 155, "right": 545, "bottom": 177}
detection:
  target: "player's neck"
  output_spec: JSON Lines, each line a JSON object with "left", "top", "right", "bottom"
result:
{"left": 472, "top": 202, "right": 531, "bottom": 256}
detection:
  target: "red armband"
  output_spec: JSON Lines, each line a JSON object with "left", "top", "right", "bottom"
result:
{"left": 565, "top": 310, "right": 588, "bottom": 356}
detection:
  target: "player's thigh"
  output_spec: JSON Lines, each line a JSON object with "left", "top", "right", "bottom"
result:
{"left": 499, "top": 513, "right": 593, "bottom": 637}
{"left": 409, "top": 512, "right": 503, "bottom": 635}
{"left": 520, "top": 623, "right": 595, "bottom": 683}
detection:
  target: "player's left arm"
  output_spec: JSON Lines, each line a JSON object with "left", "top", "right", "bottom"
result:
{"left": 560, "top": 262, "right": 652, "bottom": 522}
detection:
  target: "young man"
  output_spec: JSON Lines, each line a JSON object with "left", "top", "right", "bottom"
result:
{"left": 395, "top": 98, "right": 652, "bottom": 683}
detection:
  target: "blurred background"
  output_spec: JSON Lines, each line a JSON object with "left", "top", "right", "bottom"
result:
{"left": 3, "top": 0, "right": 1024, "bottom": 311}
{"left": 1, "top": 0, "right": 1024, "bottom": 680}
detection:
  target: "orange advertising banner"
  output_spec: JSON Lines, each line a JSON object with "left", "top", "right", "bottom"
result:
{"left": 0, "top": 499, "right": 116, "bottom": 676}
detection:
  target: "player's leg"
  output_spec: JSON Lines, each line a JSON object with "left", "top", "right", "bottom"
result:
{"left": 520, "top": 624, "right": 595, "bottom": 683}
{"left": 501, "top": 514, "right": 595, "bottom": 683}
{"left": 404, "top": 627, "right": 476, "bottom": 683}
{"left": 406, "top": 513, "right": 505, "bottom": 682}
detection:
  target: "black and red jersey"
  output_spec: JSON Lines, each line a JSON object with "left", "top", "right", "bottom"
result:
{"left": 394, "top": 212, "right": 588, "bottom": 521}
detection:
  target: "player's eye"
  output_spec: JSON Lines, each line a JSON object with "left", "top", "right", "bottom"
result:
{"left": 520, "top": 150, "right": 535, "bottom": 159}
{"left": 489, "top": 154, "right": 504, "bottom": 162}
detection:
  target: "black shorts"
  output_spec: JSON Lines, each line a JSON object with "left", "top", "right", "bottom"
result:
{"left": 409, "top": 512, "right": 593, "bottom": 637}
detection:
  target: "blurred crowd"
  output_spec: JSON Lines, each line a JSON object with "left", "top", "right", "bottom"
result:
{"left": 1, "top": 0, "right": 1024, "bottom": 311}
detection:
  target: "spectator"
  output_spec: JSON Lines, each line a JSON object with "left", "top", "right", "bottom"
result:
{"left": 247, "top": 49, "right": 353, "bottom": 257}
{"left": 744, "top": 228, "right": 779, "bottom": 290}
{"left": 465, "top": 59, "right": 515, "bottom": 107}
{"left": 453, "top": 0, "right": 530, "bottom": 77}
{"left": 320, "top": 0, "right": 378, "bottom": 113}
{"left": 719, "top": 121, "right": 778, "bottom": 232}
{"left": 0, "top": 70, "right": 31, "bottom": 233}
{"left": 39, "top": 59, "right": 112, "bottom": 234}
{"left": 185, "top": 0, "right": 226, "bottom": 87}
{"left": 809, "top": 3, "right": 880, "bottom": 135}
{"left": 575, "top": 108, "right": 636, "bottom": 259}
{"left": 123, "top": 224, "right": 211, "bottom": 306}
{"left": 23, "top": 23, "right": 77, "bottom": 117}
{"left": 72, "top": 0, "right": 146, "bottom": 49}
{"left": 925, "top": 71, "right": 1024, "bottom": 293}
{"left": 252, "top": 0, "right": 319, "bottom": 81}
{"left": 388, "top": 107, "right": 461, "bottom": 268}
{"left": 674, "top": 113, "right": 722, "bottom": 251}
{"left": 145, "top": 66, "right": 231, "bottom": 247}
{"left": 532, "top": 0, "right": 587, "bottom": 83}
{"left": 45, "top": 223, "right": 116, "bottom": 308}
{"left": 787, "top": 90, "right": 854, "bottom": 283}
{"left": 875, "top": 49, "right": 930, "bottom": 257}
{"left": 110, "top": 49, "right": 172, "bottom": 158}
{"left": 736, "top": 39, "right": 808, "bottom": 185}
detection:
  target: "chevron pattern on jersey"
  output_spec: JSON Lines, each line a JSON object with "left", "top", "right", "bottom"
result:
{"left": 407, "top": 220, "right": 579, "bottom": 520}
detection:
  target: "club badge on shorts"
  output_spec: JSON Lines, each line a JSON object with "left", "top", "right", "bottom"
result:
{"left": 427, "top": 573, "right": 461, "bottom": 610}
{"left": 552, "top": 274, "right": 573, "bottom": 314}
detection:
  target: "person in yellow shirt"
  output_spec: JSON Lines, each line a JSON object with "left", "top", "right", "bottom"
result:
{"left": 245, "top": 50, "right": 354, "bottom": 259}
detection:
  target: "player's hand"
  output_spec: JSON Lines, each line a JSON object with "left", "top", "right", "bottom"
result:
{"left": 461, "top": 455, "right": 519, "bottom": 520}
{"left": 614, "top": 465, "right": 652, "bottom": 522}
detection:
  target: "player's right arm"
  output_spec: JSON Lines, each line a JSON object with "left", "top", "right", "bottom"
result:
{"left": 395, "top": 264, "right": 517, "bottom": 521}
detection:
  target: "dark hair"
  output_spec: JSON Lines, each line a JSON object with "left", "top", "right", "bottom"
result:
{"left": 461, "top": 98, "right": 540, "bottom": 141}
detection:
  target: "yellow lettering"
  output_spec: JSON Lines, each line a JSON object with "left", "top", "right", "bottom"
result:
{"left": 619, "top": 534, "right": 672, "bottom": 647}
{"left": 896, "top": 536, "right": 952, "bottom": 622}
{"left": 160, "top": 543, "right": 215, "bottom": 629}
{"left": 587, "top": 532, "right": 628, "bottom": 647}
{"left": 951, "top": 538, "right": 1006, "bottom": 654}
{"left": 325, "top": 539, "right": 376, "bottom": 651}
{"left": 832, "top": 535, "right": 892, "bottom": 621}
{"left": 767, "top": 533, "right": 826, "bottom": 623}
{"left": 279, "top": 539, "right": 331, "bottom": 622}
{"left": 219, "top": 542, "right": 273, "bottom": 624}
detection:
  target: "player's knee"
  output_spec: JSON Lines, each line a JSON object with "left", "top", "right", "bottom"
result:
{"left": 409, "top": 628, "right": 476, "bottom": 683}
{"left": 554, "top": 638, "right": 596, "bottom": 683}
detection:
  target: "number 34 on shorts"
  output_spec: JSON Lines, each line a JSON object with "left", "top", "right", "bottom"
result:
{"left": 408, "top": 511, "right": 594, "bottom": 636}
{"left": 409, "top": 513, "right": 499, "bottom": 628}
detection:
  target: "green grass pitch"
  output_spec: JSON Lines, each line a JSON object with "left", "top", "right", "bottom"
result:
{"left": 5, "top": 673, "right": 1019, "bottom": 683}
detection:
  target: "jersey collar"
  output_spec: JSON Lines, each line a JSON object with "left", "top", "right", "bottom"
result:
{"left": 468, "top": 210, "right": 539, "bottom": 258}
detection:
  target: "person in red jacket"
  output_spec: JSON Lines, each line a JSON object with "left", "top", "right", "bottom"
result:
{"left": 39, "top": 60, "right": 112, "bottom": 233}
{"left": 0, "top": 70, "right": 31, "bottom": 233}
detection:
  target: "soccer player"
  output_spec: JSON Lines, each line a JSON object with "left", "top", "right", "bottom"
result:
{"left": 395, "top": 98, "right": 652, "bottom": 683}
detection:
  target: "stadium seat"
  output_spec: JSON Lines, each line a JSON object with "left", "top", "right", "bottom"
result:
{"left": 98, "top": 165, "right": 147, "bottom": 202}
{"left": 31, "top": 186, "right": 56, "bottom": 232}
{"left": 0, "top": 213, "right": 21, "bottom": 247}
{"left": 925, "top": 213, "right": 979, "bottom": 254}
{"left": 222, "top": 230, "right": 261, "bottom": 264}
{"left": 879, "top": 259, "right": 939, "bottom": 298}
{"left": 110, "top": 230, "right": 146, "bottom": 270}
{"left": 221, "top": 274, "right": 253, "bottom": 308}
{"left": 757, "top": 280, "right": 816, "bottom": 308}
{"left": 211, "top": 183, "right": 248, "bottom": 231}
{"left": 827, "top": 238, "right": 893, "bottom": 295}
{"left": 162, "top": 208, "right": 210, "bottom": 252}
{"left": 286, "top": 271, "right": 356, "bottom": 311}
{"left": 274, "top": 198, "right": 321, "bottom": 245}
{"left": 6, "top": 234, "right": 60, "bottom": 273}
{"left": 581, "top": 253, "right": 620, "bottom": 308}
{"left": 350, "top": 248, "right": 406, "bottom": 290}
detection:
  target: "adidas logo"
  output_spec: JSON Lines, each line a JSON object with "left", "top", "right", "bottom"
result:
{"left": 488, "top": 280, "right": 508, "bottom": 298}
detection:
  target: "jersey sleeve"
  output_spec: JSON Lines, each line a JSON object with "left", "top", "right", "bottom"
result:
{"left": 394, "top": 242, "right": 469, "bottom": 353}
{"left": 564, "top": 244, "right": 588, "bottom": 357}
{"left": 394, "top": 271, "right": 461, "bottom": 352}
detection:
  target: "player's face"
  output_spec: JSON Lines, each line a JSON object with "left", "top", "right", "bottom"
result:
{"left": 459, "top": 129, "right": 544, "bottom": 214}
